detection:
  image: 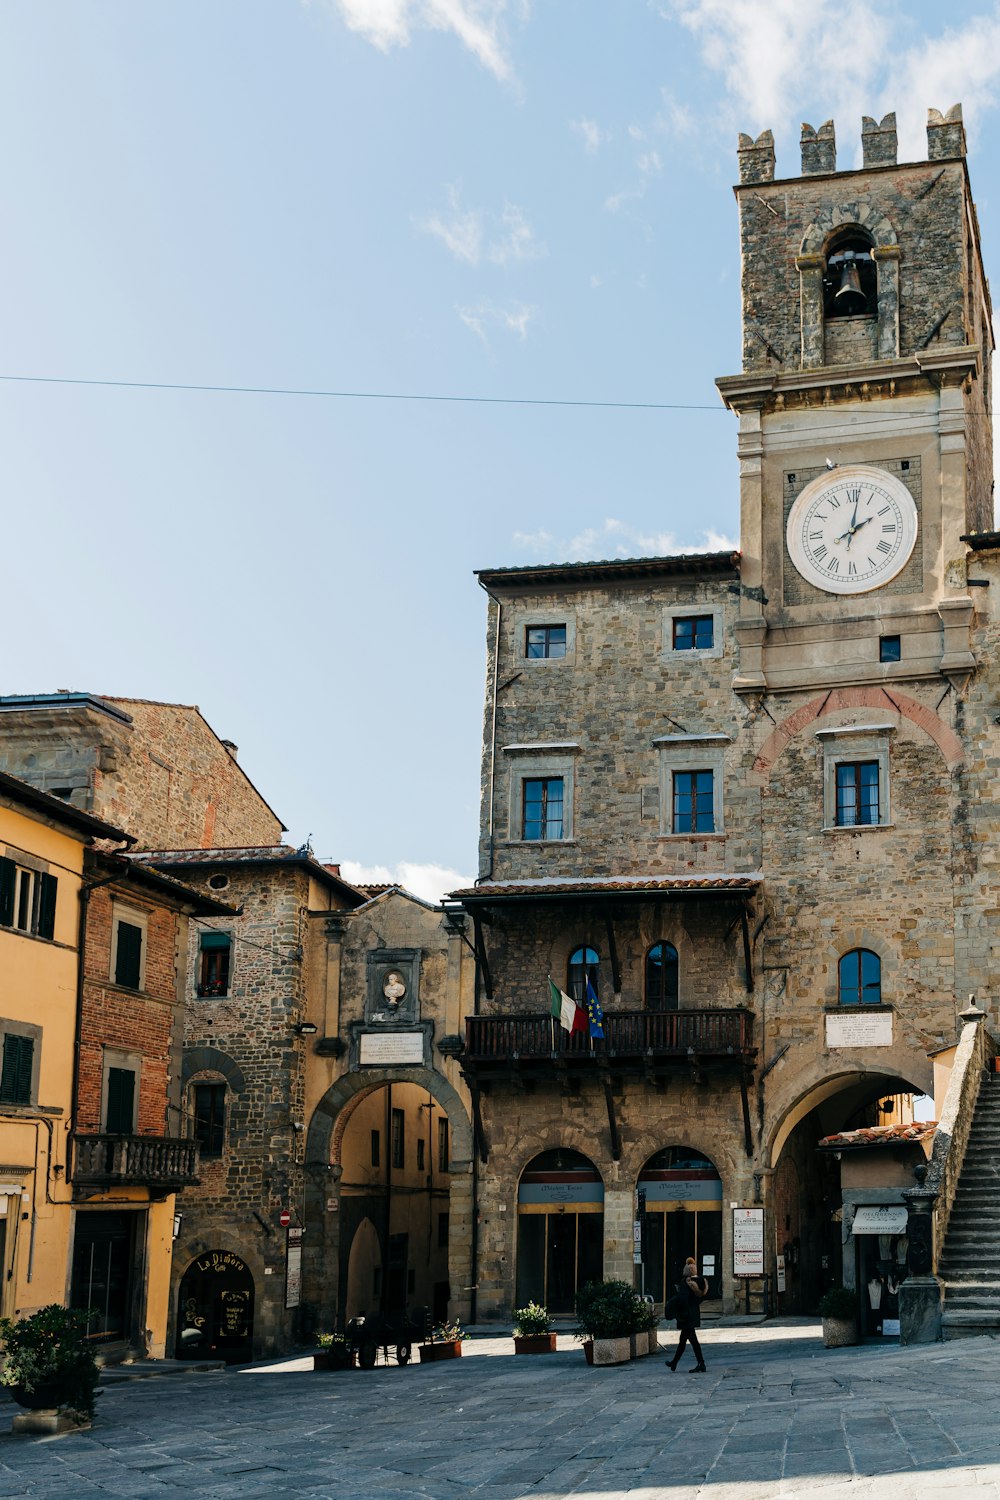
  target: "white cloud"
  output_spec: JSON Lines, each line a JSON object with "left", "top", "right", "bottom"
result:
{"left": 662, "top": 2, "right": 1000, "bottom": 163}
{"left": 418, "top": 190, "right": 542, "bottom": 266}
{"left": 571, "top": 118, "right": 610, "bottom": 152}
{"left": 514, "top": 517, "right": 737, "bottom": 562}
{"left": 339, "top": 859, "right": 472, "bottom": 905}
{"left": 321, "top": 0, "right": 514, "bottom": 80}
{"left": 457, "top": 299, "right": 534, "bottom": 346}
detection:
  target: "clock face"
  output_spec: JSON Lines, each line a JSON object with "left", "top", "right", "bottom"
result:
{"left": 785, "top": 465, "right": 918, "bottom": 596}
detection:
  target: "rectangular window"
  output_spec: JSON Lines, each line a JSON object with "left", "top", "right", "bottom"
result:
{"left": 522, "top": 777, "right": 564, "bottom": 840}
{"left": 391, "top": 1108, "right": 405, "bottom": 1169}
{"left": 105, "top": 1066, "right": 136, "bottom": 1135}
{"left": 371, "top": 1129, "right": 380, "bottom": 1168}
{"left": 438, "top": 1212, "right": 449, "bottom": 1250}
{"left": 438, "top": 1117, "right": 449, "bottom": 1173}
{"left": 672, "top": 770, "right": 715, "bottom": 833}
{"left": 417, "top": 1138, "right": 425, "bottom": 1171}
{"left": 526, "top": 624, "right": 567, "bottom": 659}
{"left": 673, "top": 615, "right": 714, "bottom": 651}
{"left": 0, "top": 859, "right": 56, "bottom": 940}
{"left": 0, "top": 1034, "right": 33, "bottom": 1105}
{"left": 114, "top": 920, "right": 144, "bottom": 990}
{"left": 193, "top": 1083, "right": 226, "bottom": 1158}
{"left": 879, "top": 635, "right": 901, "bottom": 663}
{"left": 836, "top": 761, "right": 880, "bottom": 827}
{"left": 198, "top": 932, "right": 232, "bottom": 998}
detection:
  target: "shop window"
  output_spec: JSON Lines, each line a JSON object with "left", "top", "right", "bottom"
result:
{"left": 193, "top": 1082, "right": 227, "bottom": 1158}
{"left": 645, "top": 942, "right": 679, "bottom": 1010}
{"left": 568, "top": 945, "right": 599, "bottom": 1003}
{"left": 839, "top": 949, "right": 882, "bottom": 1006}
{"left": 198, "top": 932, "right": 232, "bottom": 998}
{"left": 0, "top": 858, "right": 56, "bottom": 940}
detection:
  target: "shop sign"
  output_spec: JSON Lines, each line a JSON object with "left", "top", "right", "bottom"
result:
{"left": 733, "top": 1207, "right": 764, "bottom": 1276}
{"left": 851, "top": 1205, "right": 908, "bottom": 1235}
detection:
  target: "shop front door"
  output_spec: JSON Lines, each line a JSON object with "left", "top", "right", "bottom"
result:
{"left": 177, "top": 1250, "right": 255, "bottom": 1364}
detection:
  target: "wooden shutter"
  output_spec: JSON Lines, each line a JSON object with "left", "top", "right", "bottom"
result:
{"left": 115, "top": 921, "right": 143, "bottom": 988}
{"left": 105, "top": 1067, "right": 136, "bottom": 1134}
{"left": 0, "top": 1035, "right": 33, "bottom": 1104}
{"left": 0, "top": 858, "right": 15, "bottom": 928}
{"left": 36, "top": 873, "right": 57, "bottom": 940}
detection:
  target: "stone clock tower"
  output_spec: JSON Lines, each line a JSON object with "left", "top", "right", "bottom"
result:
{"left": 716, "top": 106, "right": 994, "bottom": 696}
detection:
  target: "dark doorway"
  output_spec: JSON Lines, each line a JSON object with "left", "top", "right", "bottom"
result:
{"left": 176, "top": 1250, "right": 255, "bottom": 1364}
{"left": 71, "top": 1210, "right": 141, "bottom": 1346}
{"left": 516, "top": 1150, "right": 604, "bottom": 1313}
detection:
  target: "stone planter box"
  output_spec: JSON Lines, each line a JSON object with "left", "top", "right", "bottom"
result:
{"left": 313, "top": 1348, "right": 355, "bottom": 1370}
{"left": 629, "top": 1334, "right": 646, "bottom": 1360}
{"left": 592, "top": 1336, "right": 631, "bottom": 1366}
{"left": 418, "top": 1340, "right": 463, "bottom": 1363}
{"left": 582, "top": 1339, "right": 594, "bottom": 1364}
{"left": 822, "top": 1316, "right": 858, "bottom": 1349}
{"left": 513, "top": 1334, "right": 557, "bottom": 1354}
{"left": 647, "top": 1328, "right": 659, "bottom": 1354}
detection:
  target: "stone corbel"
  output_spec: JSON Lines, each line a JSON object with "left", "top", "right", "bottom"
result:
{"left": 938, "top": 596, "right": 976, "bottom": 692}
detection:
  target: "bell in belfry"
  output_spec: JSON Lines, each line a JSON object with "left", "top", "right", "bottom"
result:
{"left": 831, "top": 251, "right": 868, "bottom": 314}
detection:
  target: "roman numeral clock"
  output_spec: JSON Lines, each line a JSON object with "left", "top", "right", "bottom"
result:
{"left": 785, "top": 465, "right": 918, "bottom": 595}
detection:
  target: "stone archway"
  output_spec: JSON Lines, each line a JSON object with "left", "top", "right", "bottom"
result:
{"left": 304, "top": 1067, "right": 474, "bottom": 1330}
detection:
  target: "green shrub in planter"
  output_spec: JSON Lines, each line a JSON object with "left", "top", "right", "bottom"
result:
{"left": 574, "top": 1280, "right": 647, "bottom": 1340}
{"left": 0, "top": 1305, "right": 99, "bottom": 1422}
{"left": 817, "top": 1286, "right": 857, "bottom": 1320}
{"left": 513, "top": 1303, "right": 551, "bottom": 1337}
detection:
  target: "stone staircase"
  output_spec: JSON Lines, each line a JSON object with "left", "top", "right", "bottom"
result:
{"left": 940, "top": 1072, "right": 1000, "bottom": 1338}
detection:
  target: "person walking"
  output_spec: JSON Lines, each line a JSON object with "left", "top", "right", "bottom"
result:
{"left": 665, "top": 1256, "right": 708, "bottom": 1373}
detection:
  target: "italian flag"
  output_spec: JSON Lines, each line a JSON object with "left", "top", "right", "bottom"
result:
{"left": 549, "top": 978, "right": 586, "bottom": 1033}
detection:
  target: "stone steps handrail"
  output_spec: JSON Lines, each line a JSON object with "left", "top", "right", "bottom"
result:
{"left": 924, "top": 1003, "right": 996, "bottom": 1267}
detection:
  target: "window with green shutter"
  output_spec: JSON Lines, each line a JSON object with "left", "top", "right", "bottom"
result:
{"left": 114, "top": 921, "right": 143, "bottom": 989}
{"left": 0, "top": 1034, "right": 34, "bottom": 1105}
{"left": 0, "top": 858, "right": 15, "bottom": 929}
{"left": 36, "top": 873, "right": 57, "bottom": 940}
{"left": 105, "top": 1067, "right": 136, "bottom": 1134}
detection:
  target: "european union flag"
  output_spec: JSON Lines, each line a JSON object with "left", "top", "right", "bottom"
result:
{"left": 585, "top": 978, "right": 604, "bottom": 1039}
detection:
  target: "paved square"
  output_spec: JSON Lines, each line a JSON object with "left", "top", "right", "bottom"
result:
{"left": 3, "top": 1321, "right": 1000, "bottom": 1499}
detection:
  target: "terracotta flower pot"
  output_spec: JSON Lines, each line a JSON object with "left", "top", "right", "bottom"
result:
{"left": 513, "top": 1333, "right": 557, "bottom": 1354}
{"left": 418, "top": 1340, "right": 463, "bottom": 1362}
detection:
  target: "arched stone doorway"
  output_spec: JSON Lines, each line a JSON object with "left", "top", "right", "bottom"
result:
{"left": 305, "top": 1066, "right": 474, "bottom": 1330}
{"left": 175, "top": 1249, "right": 255, "bottom": 1364}
{"left": 769, "top": 1068, "right": 929, "bottom": 1316}
{"left": 637, "top": 1147, "right": 723, "bottom": 1307}
{"left": 516, "top": 1149, "right": 604, "bottom": 1314}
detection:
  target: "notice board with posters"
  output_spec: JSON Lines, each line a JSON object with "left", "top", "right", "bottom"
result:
{"left": 285, "top": 1226, "right": 304, "bottom": 1309}
{"left": 733, "top": 1207, "right": 764, "bottom": 1277}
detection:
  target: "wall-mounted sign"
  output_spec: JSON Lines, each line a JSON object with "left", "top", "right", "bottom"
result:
{"left": 776, "top": 1254, "right": 786, "bottom": 1294}
{"left": 852, "top": 1205, "right": 908, "bottom": 1235}
{"left": 359, "top": 1031, "right": 425, "bottom": 1066}
{"left": 825, "top": 1011, "right": 893, "bottom": 1049}
{"left": 733, "top": 1207, "right": 764, "bottom": 1277}
{"left": 285, "top": 1226, "right": 304, "bottom": 1309}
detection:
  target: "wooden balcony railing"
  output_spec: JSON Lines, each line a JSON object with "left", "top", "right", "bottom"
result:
{"left": 464, "top": 1008, "right": 754, "bottom": 1067}
{"left": 72, "top": 1134, "right": 200, "bottom": 1190}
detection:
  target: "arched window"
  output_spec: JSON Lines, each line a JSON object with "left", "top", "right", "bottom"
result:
{"left": 191, "top": 1078, "right": 227, "bottom": 1157}
{"left": 568, "top": 946, "right": 599, "bottom": 1003}
{"left": 645, "top": 942, "right": 679, "bottom": 1011}
{"left": 838, "top": 949, "right": 881, "bottom": 1006}
{"left": 824, "top": 230, "right": 877, "bottom": 319}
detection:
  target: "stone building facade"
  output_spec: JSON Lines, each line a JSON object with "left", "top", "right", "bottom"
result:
{"left": 452, "top": 105, "right": 998, "bottom": 1324}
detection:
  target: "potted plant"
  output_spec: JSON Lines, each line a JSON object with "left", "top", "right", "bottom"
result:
{"left": 0, "top": 1305, "right": 99, "bottom": 1429}
{"left": 418, "top": 1320, "right": 465, "bottom": 1363}
{"left": 575, "top": 1280, "right": 636, "bottom": 1366}
{"left": 512, "top": 1303, "right": 556, "bottom": 1354}
{"left": 636, "top": 1297, "right": 659, "bottom": 1357}
{"left": 818, "top": 1286, "right": 858, "bottom": 1348}
{"left": 313, "top": 1333, "right": 354, "bottom": 1370}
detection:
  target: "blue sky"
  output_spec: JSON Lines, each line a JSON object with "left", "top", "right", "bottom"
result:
{"left": 3, "top": 1, "right": 998, "bottom": 897}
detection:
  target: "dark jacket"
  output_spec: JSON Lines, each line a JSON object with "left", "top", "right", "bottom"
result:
{"left": 673, "top": 1274, "right": 707, "bottom": 1330}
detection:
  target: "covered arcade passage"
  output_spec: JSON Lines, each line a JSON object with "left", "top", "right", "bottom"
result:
{"left": 516, "top": 1150, "right": 604, "bottom": 1313}
{"left": 638, "top": 1147, "right": 723, "bottom": 1305}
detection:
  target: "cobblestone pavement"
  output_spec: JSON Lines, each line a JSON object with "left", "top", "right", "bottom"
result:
{"left": 3, "top": 1319, "right": 1000, "bottom": 1499}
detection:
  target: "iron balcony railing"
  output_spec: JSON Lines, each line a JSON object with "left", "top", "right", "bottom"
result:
{"left": 464, "top": 1008, "right": 754, "bottom": 1064}
{"left": 72, "top": 1133, "right": 200, "bottom": 1189}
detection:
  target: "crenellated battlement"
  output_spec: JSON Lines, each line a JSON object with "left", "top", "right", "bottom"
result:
{"left": 737, "top": 105, "right": 966, "bottom": 182}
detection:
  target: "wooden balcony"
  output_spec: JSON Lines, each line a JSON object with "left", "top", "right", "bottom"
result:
{"left": 464, "top": 1008, "right": 755, "bottom": 1078}
{"left": 72, "top": 1134, "right": 200, "bottom": 1197}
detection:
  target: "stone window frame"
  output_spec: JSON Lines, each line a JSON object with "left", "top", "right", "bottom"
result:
{"left": 100, "top": 1047, "right": 142, "bottom": 1134}
{"left": 0, "top": 1019, "right": 42, "bottom": 1107}
{"left": 654, "top": 734, "right": 730, "bottom": 839}
{"left": 516, "top": 609, "right": 577, "bottom": 667}
{"left": 662, "top": 605, "right": 724, "bottom": 662}
{"left": 502, "top": 744, "right": 581, "bottom": 844}
{"left": 816, "top": 723, "right": 895, "bottom": 832}
{"left": 110, "top": 900, "right": 148, "bottom": 992}
{"left": 821, "top": 928, "right": 895, "bottom": 1012}
{"left": 187, "top": 1073, "right": 229, "bottom": 1160}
